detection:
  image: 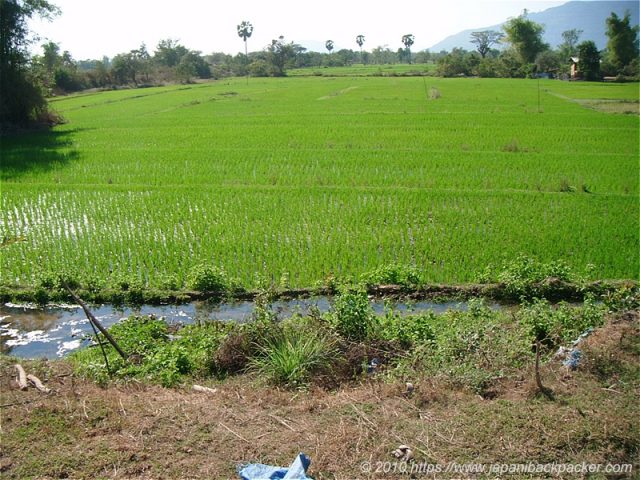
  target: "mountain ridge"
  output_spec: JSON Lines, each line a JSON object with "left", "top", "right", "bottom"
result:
{"left": 429, "top": 1, "right": 639, "bottom": 52}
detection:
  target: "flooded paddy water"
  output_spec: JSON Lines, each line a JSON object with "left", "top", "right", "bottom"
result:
{"left": 0, "top": 297, "right": 505, "bottom": 359}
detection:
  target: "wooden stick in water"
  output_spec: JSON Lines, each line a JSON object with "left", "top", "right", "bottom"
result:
{"left": 64, "top": 284, "right": 128, "bottom": 361}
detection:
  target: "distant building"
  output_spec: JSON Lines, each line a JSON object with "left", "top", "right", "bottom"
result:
{"left": 570, "top": 57, "right": 580, "bottom": 79}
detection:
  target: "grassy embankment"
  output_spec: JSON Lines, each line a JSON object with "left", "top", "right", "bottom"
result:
{"left": 1, "top": 291, "right": 638, "bottom": 479}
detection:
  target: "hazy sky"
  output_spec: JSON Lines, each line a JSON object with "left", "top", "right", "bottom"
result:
{"left": 28, "top": 0, "right": 572, "bottom": 60}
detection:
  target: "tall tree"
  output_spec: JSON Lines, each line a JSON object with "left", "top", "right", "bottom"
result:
{"left": 470, "top": 30, "right": 503, "bottom": 58}
{"left": 266, "top": 36, "right": 295, "bottom": 76}
{"left": 401, "top": 34, "right": 414, "bottom": 63}
{"left": 325, "top": 39, "right": 334, "bottom": 54}
{"left": 356, "top": 34, "right": 365, "bottom": 63}
{"left": 41, "top": 40, "right": 60, "bottom": 73}
{"left": 577, "top": 40, "right": 601, "bottom": 81}
{"left": 558, "top": 28, "right": 582, "bottom": 60}
{"left": 237, "top": 20, "right": 253, "bottom": 60}
{"left": 0, "top": 0, "right": 59, "bottom": 128}
{"left": 502, "top": 12, "right": 548, "bottom": 64}
{"left": 605, "top": 11, "right": 639, "bottom": 71}
{"left": 111, "top": 51, "right": 138, "bottom": 84}
{"left": 154, "top": 39, "right": 187, "bottom": 68}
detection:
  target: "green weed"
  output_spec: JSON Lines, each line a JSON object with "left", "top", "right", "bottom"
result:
{"left": 328, "top": 287, "right": 376, "bottom": 341}
{"left": 248, "top": 326, "right": 337, "bottom": 388}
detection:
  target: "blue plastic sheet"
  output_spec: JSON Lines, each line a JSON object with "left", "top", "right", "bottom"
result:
{"left": 238, "top": 453, "right": 312, "bottom": 480}
{"left": 557, "top": 327, "right": 593, "bottom": 370}
{"left": 562, "top": 349, "right": 582, "bottom": 369}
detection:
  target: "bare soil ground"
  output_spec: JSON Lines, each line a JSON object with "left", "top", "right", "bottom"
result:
{"left": 1, "top": 312, "right": 638, "bottom": 480}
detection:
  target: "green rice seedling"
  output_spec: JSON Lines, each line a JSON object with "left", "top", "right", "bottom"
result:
{"left": 1, "top": 77, "right": 637, "bottom": 296}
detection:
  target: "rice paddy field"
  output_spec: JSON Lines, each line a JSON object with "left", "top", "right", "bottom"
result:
{"left": 1, "top": 76, "right": 638, "bottom": 291}
{"left": 287, "top": 63, "right": 436, "bottom": 76}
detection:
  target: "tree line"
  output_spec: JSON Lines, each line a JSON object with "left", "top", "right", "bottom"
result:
{"left": 28, "top": 34, "right": 428, "bottom": 94}
{"left": 1, "top": 2, "right": 638, "bottom": 131}
{"left": 36, "top": 11, "right": 639, "bottom": 93}
{"left": 437, "top": 10, "right": 638, "bottom": 80}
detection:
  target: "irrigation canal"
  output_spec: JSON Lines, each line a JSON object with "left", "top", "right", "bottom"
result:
{"left": 1, "top": 297, "right": 505, "bottom": 358}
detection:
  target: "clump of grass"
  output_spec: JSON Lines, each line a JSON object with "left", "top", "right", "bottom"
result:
{"left": 500, "top": 139, "right": 538, "bottom": 153}
{"left": 501, "top": 138, "right": 521, "bottom": 152}
{"left": 560, "top": 178, "right": 576, "bottom": 192}
{"left": 248, "top": 327, "right": 337, "bottom": 388}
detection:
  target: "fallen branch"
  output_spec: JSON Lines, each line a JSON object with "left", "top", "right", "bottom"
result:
{"left": 192, "top": 385, "right": 217, "bottom": 394}
{"left": 27, "top": 374, "right": 51, "bottom": 393}
{"left": 14, "top": 364, "right": 28, "bottom": 390}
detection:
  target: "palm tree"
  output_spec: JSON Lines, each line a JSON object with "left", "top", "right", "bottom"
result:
{"left": 237, "top": 21, "right": 254, "bottom": 56}
{"left": 356, "top": 35, "right": 365, "bottom": 63}
{"left": 237, "top": 20, "right": 253, "bottom": 80}
{"left": 401, "top": 34, "right": 415, "bottom": 64}
{"left": 325, "top": 40, "right": 334, "bottom": 54}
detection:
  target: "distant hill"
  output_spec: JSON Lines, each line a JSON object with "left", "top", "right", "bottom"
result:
{"left": 430, "top": 1, "right": 639, "bottom": 52}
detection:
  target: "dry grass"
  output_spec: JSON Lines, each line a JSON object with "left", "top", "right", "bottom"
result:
{"left": 578, "top": 99, "right": 640, "bottom": 115}
{"left": 1, "top": 311, "right": 638, "bottom": 479}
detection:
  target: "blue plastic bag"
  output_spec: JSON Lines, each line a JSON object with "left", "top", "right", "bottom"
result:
{"left": 238, "top": 453, "right": 312, "bottom": 480}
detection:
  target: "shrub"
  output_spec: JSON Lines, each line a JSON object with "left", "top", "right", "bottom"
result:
{"left": 72, "top": 315, "right": 230, "bottom": 387}
{"left": 603, "top": 285, "right": 640, "bottom": 312}
{"left": 496, "top": 255, "right": 576, "bottom": 299}
{"left": 360, "top": 264, "right": 423, "bottom": 288}
{"left": 378, "top": 309, "right": 436, "bottom": 347}
{"left": 328, "top": 287, "right": 376, "bottom": 340}
{"left": 186, "top": 264, "right": 230, "bottom": 294}
{"left": 394, "top": 299, "right": 532, "bottom": 394}
{"left": 36, "top": 268, "right": 81, "bottom": 292}
{"left": 517, "top": 296, "right": 606, "bottom": 347}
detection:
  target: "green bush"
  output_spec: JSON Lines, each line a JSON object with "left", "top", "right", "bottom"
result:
{"left": 480, "top": 255, "right": 578, "bottom": 299}
{"left": 603, "top": 285, "right": 640, "bottom": 312}
{"left": 360, "top": 264, "right": 423, "bottom": 288}
{"left": 378, "top": 309, "right": 436, "bottom": 347}
{"left": 186, "top": 264, "right": 234, "bottom": 294}
{"left": 328, "top": 287, "right": 376, "bottom": 340}
{"left": 72, "top": 316, "right": 230, "bottom": 387}
{"left": 392, "top": 299, "right": 532, "bottom": 393}
{"left": 517, "top": 296, "right": 606, "bottom": 347}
